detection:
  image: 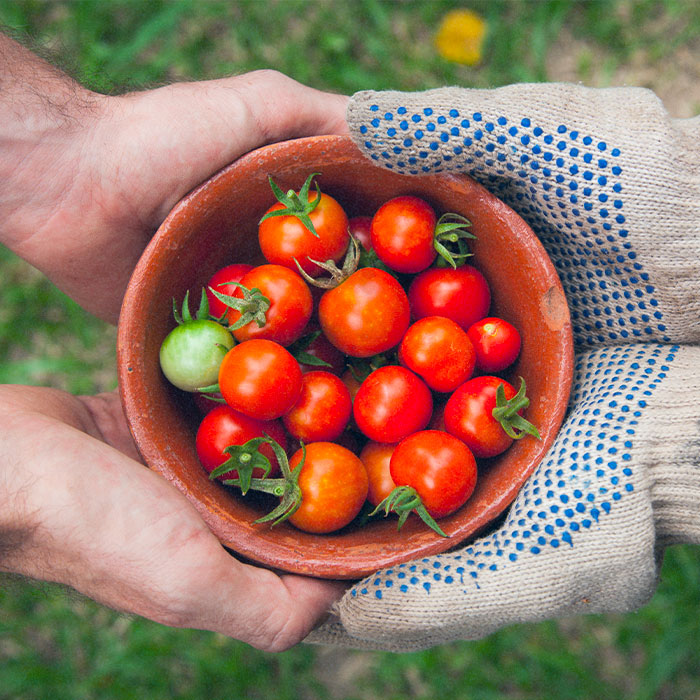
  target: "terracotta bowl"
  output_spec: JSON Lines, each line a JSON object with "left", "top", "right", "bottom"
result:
{"left": 117, "top": 134, "right": 573, "bottom": 580}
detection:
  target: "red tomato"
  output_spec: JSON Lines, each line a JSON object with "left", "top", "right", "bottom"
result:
{"left": 360, "top": 441, "right": 397, "bottom": 507}
{"left": 319, "top": 267, "right": 410, "bottom": 357}
{"left": 370, "top": 195, "right": 437, "bottom": 273}
{"left": 283, "top": 371, "right": 353, "bottom": 442}
{"left": 295, "top": 329, "right": 346, "bottom": 375}
{"left": 353, "top": 365, "right": 433, "bottom": 443}
{"left": 192, "top": 391, "right": 225, "bottom": 415}
{"left": 341, "top": 367, "right": 363, "bottom": 403}
{"left": 444, "top": 375, "right": 518, "bottom": 458}
{"left": 408, "top": 265, "right": 491, "bottom": 331}
{"left": 467, "top": 317, "right": 522, "bottom": 373}
{"left": 228, "top": 264, "right": 312, "bottom": 347}
{"left": 258, "top": 179, "right": 350, "bottom": 277}
{"left": 349, "top": 216, "right": 373, "bottom": 251}
{"left": 398, "top": 316, "right": 476, "bottom": 392}
{"left": 390, "top": 430, "right": 477, "bottom": 519}
{"left": 196, "top": 404, "right": 286, "bottom": 480}
{"left": 218, "top": 339, "right": 302, "bottom": 420}
{"left": 205, "top": 263, "right": 253, "bottom": 320}
{"left": 429, "top": 401, "right": 447, "bottom": 431}
{"left": 287, "top": 442, "right": 369, "bottom": 534}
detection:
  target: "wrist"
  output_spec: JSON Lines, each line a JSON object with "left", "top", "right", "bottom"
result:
{"left": 0, "top": 33, "right": 106, "bottom": 247}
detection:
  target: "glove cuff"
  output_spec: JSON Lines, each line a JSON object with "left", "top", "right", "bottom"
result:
{"left": 646, "top": 346, "right": 700, "bottom": 546}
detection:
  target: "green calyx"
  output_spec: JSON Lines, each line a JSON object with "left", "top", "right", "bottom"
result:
{"left": 294, "top": 234, "right": 360, "bottom": 289}
{"left": 209, "top": 283, "right": 270, "bottom": 332}
{"left": 370, "top": 485, "right": 447, "bottom": 537}
{"left": 259, "top": 172, "right": 323, "bottom": 238}
{"left": 209, "top": 437, "right": 273, "bottom": 494}
{"left": 491, "top": 377, "right": 542, "bottom": 441}
{"left": 212, "top": 436, "right": 305, "bottom": 527}
{"left": 287, "top": 330, "right": 332, "bottom": 369}
{"left": 172, "top": 288, "right": 211, "bottom": 325}
{"left": 433, "top": 212, "right": 476, "bottom": 269}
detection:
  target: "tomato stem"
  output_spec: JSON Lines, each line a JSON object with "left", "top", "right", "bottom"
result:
{"left": 209, "top": 436, "right": 273, "bottom": 494}
{"left": 433, "top": 212, "right": 475, "bottom": 269}
{"left": 216, "top": 436, "right": 305, "bottom": 526}
{"left": 491, "top": 377, "right": 541, "bottom": 440}
{"left": 173, "top": 288, "right": 213, "bottom": 325}
{"left": 209, "top": 282, "right": 270, "bottom": 331}
{"left": 370, "top": 485, "right": 448, "bottom": 537}
{"left": 294, "top": 234, "right": 360, "bottom": 289}
{"left": 259, "top": 172, "right": 323, "bottom": 238}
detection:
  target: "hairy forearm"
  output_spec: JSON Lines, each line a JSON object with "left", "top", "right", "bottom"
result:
{"left": 0, "top": 33, "right": 104, "bottom": 248}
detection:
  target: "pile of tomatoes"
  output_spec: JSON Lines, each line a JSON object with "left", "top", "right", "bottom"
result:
{"left": 159, "top": 173, "right": 539, "bottom": 536}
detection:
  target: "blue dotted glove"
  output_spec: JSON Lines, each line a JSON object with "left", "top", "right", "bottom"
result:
{"left": 308, "top": 84, "right": 700, "bottom": 652}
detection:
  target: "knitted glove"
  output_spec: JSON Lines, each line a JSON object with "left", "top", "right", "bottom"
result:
{"left": 307, "top": 84, "right": 700, "bottom": 652}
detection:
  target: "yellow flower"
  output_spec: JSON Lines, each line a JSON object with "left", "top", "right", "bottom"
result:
{"left": 434, "top": 8, "right": 487, "bottom": 65}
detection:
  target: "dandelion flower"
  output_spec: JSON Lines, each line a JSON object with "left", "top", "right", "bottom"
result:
{"left": 435, "top": 8, "right": 486, "bottom": 65}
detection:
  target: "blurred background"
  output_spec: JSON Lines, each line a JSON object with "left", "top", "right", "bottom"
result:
{"left": 1, "top": 1, "right": 699, "bottom": 698}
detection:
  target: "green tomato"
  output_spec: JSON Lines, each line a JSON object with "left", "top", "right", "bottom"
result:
{"left": 159, "top": 319, "right": 234, "bottom": 391}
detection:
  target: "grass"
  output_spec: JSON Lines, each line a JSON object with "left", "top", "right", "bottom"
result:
{"left": 1, "top": 1, "right": 700, "bottom": 698}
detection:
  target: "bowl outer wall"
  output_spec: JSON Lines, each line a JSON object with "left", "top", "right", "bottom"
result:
{"left": 117, "top": 135, "right": 573, "bottom": 579}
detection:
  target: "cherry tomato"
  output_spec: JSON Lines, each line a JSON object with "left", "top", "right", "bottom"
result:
{"left": 218, "top": 339, "right": 302, "bottom": 420}
{"left": 196, "top": 405, "right": 286, "bottom": 480}
{"left": 390, "top": 430, "right": 477, "bottom": 519}
{"left": 428, "top": 400, "right": 447, "bottom": 431}
{"left": 227, "top": 264, "right": 312, "bottom": 347}
{"left": 258, "top": 176, "right": 350, "bottom": 277}
{"left": 370, "top": 195, "right": 437, "bottom": 274}
{"left": 398, "top": 316, "right": 476, "bottom": 392}
{"left": 467, "top": 317, "right": 522, "bottom": 373}
{"left": 444, "top": 375, "right": 518, "bottom": 458}
{"left": 341, "top": 367, "right": 363, "bottom": 403}
{"left": 294, "top": 327, "right": 346, "bottom": 375}
{"left": 205, "top": 263, "right": 253, "bottom": 320}
{"left": 159, "top": 318, "right": 234, "bottom": 392}
{"left": 319, "top": 267, "right": 410, "bottom": 357}
{"left": 360, "top": 441, "right": 397, "bottom": 507}
{"left": 408, "top": 265, "right": 491, "bottom": 331}
{"left": 353, "top": 365, "right": 433, "bottom": 443}
{"left": 283, "top": 371, "right": 352, "bottom": 443}
{"left": 287, "top": 442, "right": 369, "bottom": 534}
{"left": 348, "top": 216, "right": 373, "bottom": 251}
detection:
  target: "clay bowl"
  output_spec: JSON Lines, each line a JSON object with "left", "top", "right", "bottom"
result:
{"left": 118, "top": 134, "right": 573, "bottom": 580}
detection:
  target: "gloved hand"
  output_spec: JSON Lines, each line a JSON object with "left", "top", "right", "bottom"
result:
{"left": 308, "top": 83, "right": 700, "bottom": 652}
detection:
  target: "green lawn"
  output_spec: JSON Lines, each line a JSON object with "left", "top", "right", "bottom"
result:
{"left": 1, "top": 1, "right": 700, "bottom": 698}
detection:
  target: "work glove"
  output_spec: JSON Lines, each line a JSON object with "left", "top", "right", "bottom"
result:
{"left": 308, "top": 83, "right": 700, "bottom": 652}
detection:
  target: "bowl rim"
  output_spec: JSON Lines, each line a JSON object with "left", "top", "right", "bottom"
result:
{"left": 118, "top": 134, "right": 574, "bottom": 579}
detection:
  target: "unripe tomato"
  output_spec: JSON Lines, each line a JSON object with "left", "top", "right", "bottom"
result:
{"left": 159, "top": 319, "right": 234, "bottom": 392}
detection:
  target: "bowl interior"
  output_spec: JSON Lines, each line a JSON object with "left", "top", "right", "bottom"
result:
{"left": 118, "top": 135, "right": 573, "bottom": 579}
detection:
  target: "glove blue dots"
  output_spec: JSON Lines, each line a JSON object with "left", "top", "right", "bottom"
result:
{"left": 351, "top": 343, "right": 678, "bottom": 601}
{"left": 357, "top": 104, "right": 670, "bottom": 348}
